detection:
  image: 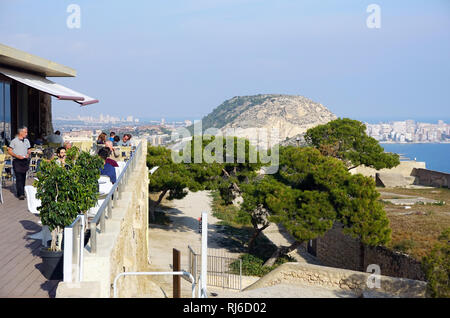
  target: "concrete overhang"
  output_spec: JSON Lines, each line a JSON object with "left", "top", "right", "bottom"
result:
{"left": 0, "top": 43, "right": 76, "bottom": 77}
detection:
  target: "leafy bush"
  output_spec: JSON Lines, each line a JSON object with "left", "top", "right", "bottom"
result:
{"left": 392, "top": 239, "right": 417, "bottom": 254}
{"left": 422, "top": 228, "right": 450, "bottom": 298}
{"left": 35, "top": 150, "right": 103, "bottom": 251}
{"left": 230, "top": 253, "right": 295, "bottom": 277}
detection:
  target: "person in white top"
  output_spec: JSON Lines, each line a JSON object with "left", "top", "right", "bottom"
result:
{"left": 7, "top": 127, "right": 31, "bottom": 200}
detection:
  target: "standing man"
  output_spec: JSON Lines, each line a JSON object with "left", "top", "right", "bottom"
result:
{"left": 7, "top": 127, "right": 31, "bottom": 200}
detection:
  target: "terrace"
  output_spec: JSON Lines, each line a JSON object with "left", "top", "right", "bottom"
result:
{"left": 0, "top": 179, "right": 60, "bottom": 297}
{"left": 0, "top": 141, "right": 147, "bottom": 297}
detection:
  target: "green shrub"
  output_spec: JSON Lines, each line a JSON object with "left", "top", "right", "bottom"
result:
{"left": 392, "top": 239, "right": 416, "bottom": 253}
{"left": 230, "top": 253, "right": 295, "bottom": 277}
{"left": 35, "top": 150, "right": 103, "bottom": 251}
{"left": 422, "top": 228, "right": 450, "bottom": 298}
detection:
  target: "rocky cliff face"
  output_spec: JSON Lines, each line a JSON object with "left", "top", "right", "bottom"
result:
{"left": 198, "top": 94, "right": 337, "bottom": 147}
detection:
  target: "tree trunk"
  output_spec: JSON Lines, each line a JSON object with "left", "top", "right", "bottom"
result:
{"left": 247, "top": 223, "right": 270, "bottom": 251}
{"left": 222, "top": 168, "right": 241, "bottom": 193}
{"left": 263, "top": 240, "right": 303, "bottom": 267}
{"left": 359, "top": 241, "right": 366, "bottom": 272}
{"left": 149, "top": 190, "right": 168, "bottom": 223}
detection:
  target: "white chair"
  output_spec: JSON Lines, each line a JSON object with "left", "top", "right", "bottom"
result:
{"left": 87, "top": 199, "right": 106, "bottom": 218}
{"left": 25, "top": 185, "right": 52, "bottom": 246}
{"left": 117, "top": 161, "right": 126, "bottom": 171}
{"left": 98, "top": 175, "right": 113, "bottom": 195}
{"left": 25, "top": 185, "right": 41, "bottom": 214}
{"left": 114, "top": 166, "right": 122, "bottom": 179}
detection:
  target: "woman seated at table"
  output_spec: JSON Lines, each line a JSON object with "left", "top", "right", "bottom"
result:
{"left": 98, "top": 147, "right": 116, "bottom": 184}
{"left": 96, "top": 132, "right": 107, "bottom": 145}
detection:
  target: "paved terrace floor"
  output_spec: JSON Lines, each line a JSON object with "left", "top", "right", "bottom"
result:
{"left": 0, "top": 179, "right": 60, "bottom": 298}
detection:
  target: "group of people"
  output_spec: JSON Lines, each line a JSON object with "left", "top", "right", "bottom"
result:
{"left": 97, "top": 132, "right": 133, "bottom": 147}
{"left": 6, "top": 127, "right": 74, "bottom": 200}
{"left": 6, "top": 127, "right": 125, "bottom": 200}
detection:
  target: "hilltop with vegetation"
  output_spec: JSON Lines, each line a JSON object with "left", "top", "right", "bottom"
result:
{"left": 189, "top": 94, "right": 337, "bottom": 144}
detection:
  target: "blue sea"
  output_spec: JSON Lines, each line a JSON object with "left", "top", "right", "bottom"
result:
{"left": 380, "top": 143, "right": 450, "bottom": 173}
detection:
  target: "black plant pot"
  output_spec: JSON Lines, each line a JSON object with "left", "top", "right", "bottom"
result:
{"left": 39, "top": 247, "right": 64, "bottom": 280}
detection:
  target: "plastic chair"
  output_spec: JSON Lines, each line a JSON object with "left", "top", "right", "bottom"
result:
{"left": 98, "top": 175, "right": 113, "bottom": 195}
{"left": 24, "top": 185, "right": 41, "bottom": 214}
{"left": 87, "top": 199, "right": 106, "bottom": 218}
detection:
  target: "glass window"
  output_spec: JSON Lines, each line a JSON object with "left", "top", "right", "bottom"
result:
{"left": 0, "top": 81, "right": 4, "bottom": 148}
{"left": 4, "top": 82, "right": 11, "bottom": 144}
{"left": 0, "top": 81, "right": 11, "bottom": 148}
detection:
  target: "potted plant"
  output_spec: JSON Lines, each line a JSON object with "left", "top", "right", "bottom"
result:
{"left": 35, "top": 149, "right": 103, "bottom": 280}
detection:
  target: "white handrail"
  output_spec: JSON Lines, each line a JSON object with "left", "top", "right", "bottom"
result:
{"left": 113, "top": 271, "right": 196, "bottom": 298}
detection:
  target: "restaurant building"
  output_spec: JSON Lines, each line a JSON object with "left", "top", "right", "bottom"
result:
{"left": 0, "top": 43, "right": 98, "bottom": 148}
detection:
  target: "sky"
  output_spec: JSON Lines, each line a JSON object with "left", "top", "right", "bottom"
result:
{"left": 0, "top": 0, "right": 449, "bottom": 123}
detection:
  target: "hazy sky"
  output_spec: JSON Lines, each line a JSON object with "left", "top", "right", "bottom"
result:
{"left": 0, "top": 0, "right": 449, "bottom": 122}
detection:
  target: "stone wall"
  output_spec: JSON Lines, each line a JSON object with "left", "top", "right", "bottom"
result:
{"left": 313, "top": 223, "right": 425, "bottom": 281}
{"left": 56, "top": 141, "right": 160, "bottom": 298}
{"left": 351, "top": 161, "right": 426, "bottom": 179}
{"left": 412, "top": 168, "right": 450, "bottom": 188}
{"left": 244, "top": 262, "right": 427, "bottom": 298}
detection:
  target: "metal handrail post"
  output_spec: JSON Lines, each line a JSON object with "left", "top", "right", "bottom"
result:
{"left": 79, "top": 214, "right": 85, "bottom": 282}
{"left": 90, "top": 222, "right": 97, "bottom": 254}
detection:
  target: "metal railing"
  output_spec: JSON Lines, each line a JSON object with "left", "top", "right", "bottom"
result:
{"left": 63, "top": 214, "right": 85, "bottom": 283}
{"left": 89, "top": 142, "right": 142, "bottom": 254}
{"left": 113, "top": 271, "right": 196, "bottom": 298}
{"left": 188, "top": 246, "right": 242, "bottom": 291}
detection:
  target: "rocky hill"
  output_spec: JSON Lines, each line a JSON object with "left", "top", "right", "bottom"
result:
{"left": 191, "top": 94, "right": 337, "bottom": 148}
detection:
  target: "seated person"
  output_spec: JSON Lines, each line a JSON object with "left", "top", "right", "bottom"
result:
{"left": 56, "top": 147, "right": 67, "bottom": 167}
{"left": 103, "top": 145, "right": 119, "bottom": 167}
{"left": 46, "top": 130, "right": 64, "bottom": 146}
{"left": 98, "top": 147, "right": 116, "bottom": 184}
{"left": 36, "top": 147, "right": 55, "bottom": 173}
{"left": 96, "top": 132, "right": 107, "bottom": 144}
{"left": 120, "top": 133, "right": 133, "bottom": 147}
{"left": 105, "top": 140, "right": 120, "bottom": 160}
{"left": 34, "top": 134, "right": 45, "bottom": 146}
{"left": 113, "top": 135, "right": 120, "bottom": 146}
{"left": 64, "top": 141, "right": 72, "bottom": 150}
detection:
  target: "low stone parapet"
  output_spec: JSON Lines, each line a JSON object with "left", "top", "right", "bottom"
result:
{"left": 244, "top": 262, "right": 427, "bottom": 298}
{"left": 56, "top": 141, "right": 151, "bottom": 298}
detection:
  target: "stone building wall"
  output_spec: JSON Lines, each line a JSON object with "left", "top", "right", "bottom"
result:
{"left": 314, "top": 224, "right": 362, "bottom": 272}
{"left": 311, "top": 224, "right": 426, "bottom": 281}
{"left": 412, "top": 168, "right": 450, "bottom": 188}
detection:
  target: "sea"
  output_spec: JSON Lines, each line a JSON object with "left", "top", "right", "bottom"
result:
{"left": 380, "top": 143, "right": 450, "bottom": 173}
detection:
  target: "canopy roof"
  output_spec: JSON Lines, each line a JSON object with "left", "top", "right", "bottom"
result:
{"left": 0, "top": 66, "right": 98, "bottom": 106}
